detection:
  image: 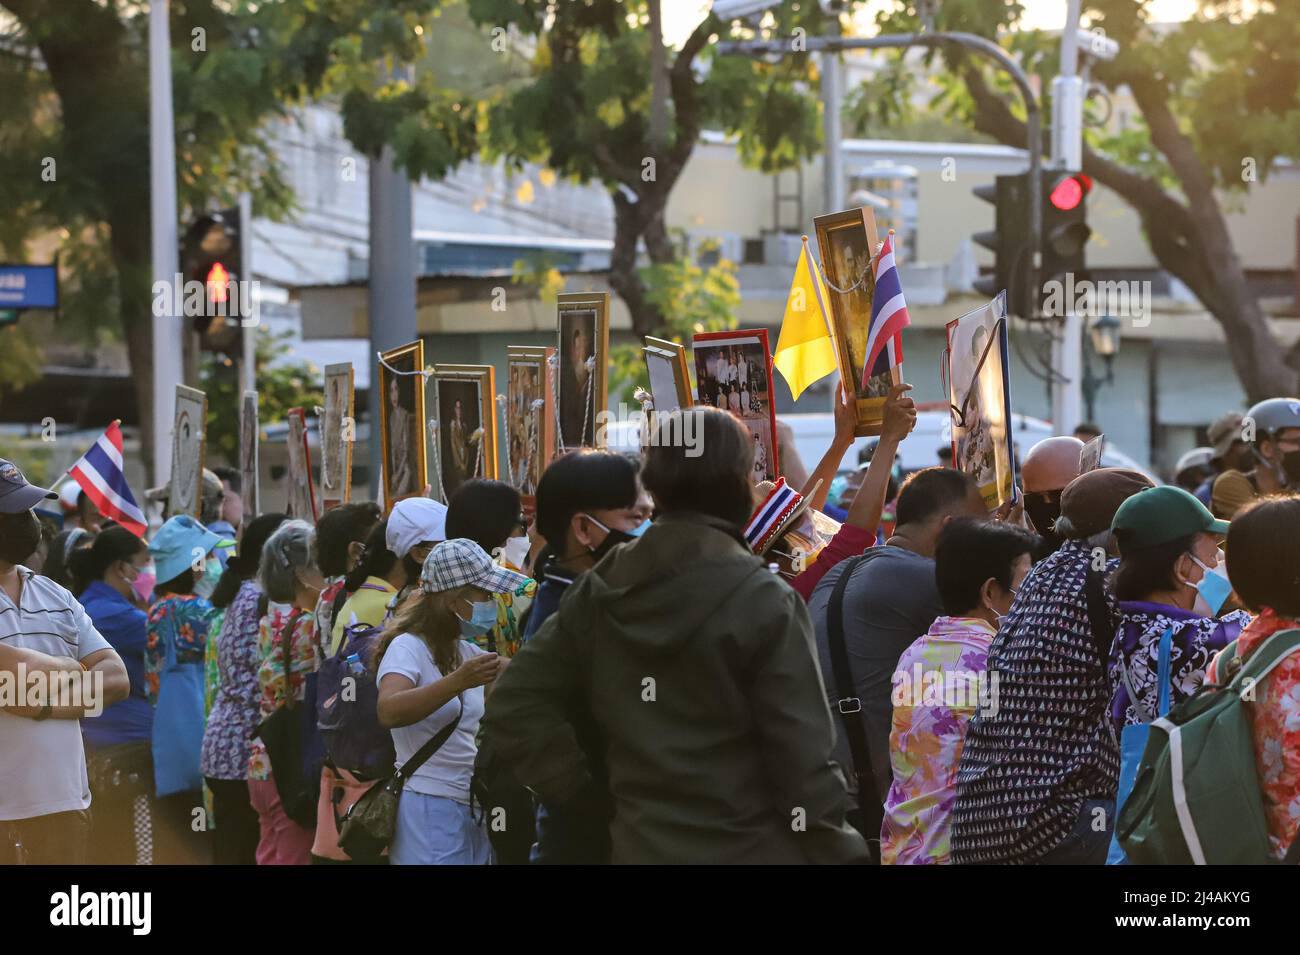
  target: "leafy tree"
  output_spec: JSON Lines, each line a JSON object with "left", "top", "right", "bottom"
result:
{"left": 466, "top": 0, "right": 824, "bottom": 340}
{"left": 200, "top": 327, "right": 323, "bottom": 467}
{"left": 867, "top": 0, "right": 1300, "bottom": 400}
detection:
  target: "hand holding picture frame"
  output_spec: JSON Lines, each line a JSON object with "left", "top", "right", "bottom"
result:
{"left": 378, "top": 341, "right": 428, "bottom": 513}
{"left": 692, "top": 328, "right": 780, "bottom": 483}
{"left": 642, "top": 336, "right": 693, "bottom": 414}
{"left": 431, "top": 364, "right": 497, "bottom": 504}
{"left": 813, "top": 206, "right": 903, "bottom": 437}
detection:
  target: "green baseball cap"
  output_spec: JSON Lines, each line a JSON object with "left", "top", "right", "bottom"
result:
{"left": 1111, "top": 485, "right": 1229, "bottom": 551}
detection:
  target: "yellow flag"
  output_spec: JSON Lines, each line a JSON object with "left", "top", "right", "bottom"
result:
{"left": 772, "top": 237, "right": 838, "bottom": 401}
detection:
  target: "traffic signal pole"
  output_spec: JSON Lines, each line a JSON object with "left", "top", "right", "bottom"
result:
{"left": 717, "top": 30, "right": 1041, "bottom": 359}
{"left": 149, "top": 0, "right": 184, "bottom": 490}
{"left": 1050, "top": 0, "right": 1085, "bottom": 435}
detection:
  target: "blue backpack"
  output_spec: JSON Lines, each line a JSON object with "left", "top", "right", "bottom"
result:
{"left": 316, "top": 623, "right": 397, "bottom": 781}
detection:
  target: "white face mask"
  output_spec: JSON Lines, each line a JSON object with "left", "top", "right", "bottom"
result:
{"left": 500, "top": 535, "right": 531, "bottom": 571}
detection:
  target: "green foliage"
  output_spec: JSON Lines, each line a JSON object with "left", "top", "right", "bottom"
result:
{"left": 200, "top": 328, "right": 323, "bottom": 467}
{"left": 0, "top": 433, "right": 54, "bottom": 488}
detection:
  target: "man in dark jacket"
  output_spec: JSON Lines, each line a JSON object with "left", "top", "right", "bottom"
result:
{"left": 483, "top": 407, "right": 868, "bottom": 864}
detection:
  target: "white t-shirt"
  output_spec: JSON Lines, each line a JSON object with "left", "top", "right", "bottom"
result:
{"left": 376, "top": 634, "right": 486, "bottom": 804}
{"left": 0, "top": 568, "right": 111, "bottom": 821}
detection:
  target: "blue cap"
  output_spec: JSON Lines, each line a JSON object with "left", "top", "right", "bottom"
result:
{"left": 0, "top": 459, "right": 57, "bottom": 514}
{"left": 148, "top": 514, "right": 235, "bottom": 583}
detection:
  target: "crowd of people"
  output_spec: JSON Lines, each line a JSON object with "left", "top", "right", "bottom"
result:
{"left": 2, "top": 387, "right": 1300, "bottom": 865}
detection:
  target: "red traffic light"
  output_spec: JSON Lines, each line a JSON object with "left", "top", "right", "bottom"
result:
{"left": 205, "top": 261, "right": 230, "bottom": 304}
{"left": 1048, "top": 174, "right": 1092, "bottom": 211}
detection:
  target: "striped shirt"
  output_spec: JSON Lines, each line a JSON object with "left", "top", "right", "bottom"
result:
{"left": 0, "top": 566, "right": 111, "bottom": 820}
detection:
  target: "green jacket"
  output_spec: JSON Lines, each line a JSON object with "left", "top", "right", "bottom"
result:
{"left": 483, "top": 512, "right": 868, "bottom": 864}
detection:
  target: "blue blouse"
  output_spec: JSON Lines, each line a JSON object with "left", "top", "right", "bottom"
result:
{"left": 79, "top": 580, "right": 154, "bottom": 748}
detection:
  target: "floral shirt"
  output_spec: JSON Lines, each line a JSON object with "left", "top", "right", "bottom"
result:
{"left": 1207, "top": 609, "right": 1300, "bottom": 859}
{"left": 1109, "top": 601, "right": 1250, "bottom": 734}
{"left": 145, "top": 594, "right": 217, "bottom": 706}
{"left": 201, "top": 581, "right": 265, "bottom": 781}
{"left": 470, "top": 572, "right": 537, "bottom": 658}
{"left": 247, "top": 603, "right": 322, "bottom": 781}
{"left": 882, "top": 616, "right": 996, "bottom": 865}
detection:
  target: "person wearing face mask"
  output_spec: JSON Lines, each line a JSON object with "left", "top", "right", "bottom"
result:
{"left": 247, "top": 520, "right": 327, "bottom": 865}
{"left": 144, "top": 514, "right": 233, "bottom": 864}
{"left": 1107, "top": 486, "right": 1249, "bottom": 740}
{"left": 70, "top": 527, "right": 157, "bottom": 865}
{"left": 311, "top": 502, "right": 382, "bottom": 652}
{"left": 0, "top": 460, "right": 130, "bottom": 866}
{"left": 1019, "top": 435, "right": 1085, "bottom": 555}
{"left": 521, "top": 449, "right": 643, "bottom": 645}
{"left": 445, "top": 478, "right": 536, "bottom": 659}
{"left": 882, "top": 518, "right": 1038, "bottom": 864}
{"left": 1211, "top": 397, "right": 1300, "bottom": 520}
{"left": 485, "top": 407, "right": 869, "bottom": 864}
{"left": 374, "top": 538, "right": 519, "bottom": 864}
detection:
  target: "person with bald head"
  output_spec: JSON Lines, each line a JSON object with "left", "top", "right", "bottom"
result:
{"left": 1019, "top": 435, "right": 1085, "bottom": 552}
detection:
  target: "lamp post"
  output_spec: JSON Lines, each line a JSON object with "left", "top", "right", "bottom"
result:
{"left": 1081, "top": 314, "right": 1121, "bottom": 422}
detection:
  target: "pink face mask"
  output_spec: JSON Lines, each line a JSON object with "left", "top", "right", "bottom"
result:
{"left": 131, "top": 564, "right": 156, "bottom": 603}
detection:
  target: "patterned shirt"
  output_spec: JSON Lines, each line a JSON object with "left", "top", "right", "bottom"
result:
{"left": 145, "top": 594, "right": 216, "bottom": 706}
{"left": 1206, "top": 610, "right": 1300, "bottom": 859}
{"left": 471, "top": 571, "right": 537, "bottom": 658}
{"left": 882, "top": 616, "right": 996, "bottom": 865}
{"left": 1109, "top": 601, "right": 1249, "bottom": 733}
{"left": 951, "top": 540, "right": 1121, "bottom": 864}
{"left": 200, "top": 581, "right": 265, "bottom": 781}
{"left": 247, "top": 604, "right": 321, "bottom": 781}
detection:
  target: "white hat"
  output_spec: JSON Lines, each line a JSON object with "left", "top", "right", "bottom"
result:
{"left": 59, "top": 479, "right": 82, "bottom": 514}
{"left": 386, "top": 498, "right": 448, "bottom": 558}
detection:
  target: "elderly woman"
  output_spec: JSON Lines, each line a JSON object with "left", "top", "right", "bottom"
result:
{"left": 247, "top": 520, "right": 326, "bottom": 865}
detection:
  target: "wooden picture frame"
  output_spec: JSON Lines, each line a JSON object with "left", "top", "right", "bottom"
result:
{"left": 691, "top": 328, "right": 781, "bottom": 483}
{"left": 813, "top": 206, "right": 903, "bottom": 436}
{"left": 321, "top": 362, "right": 355, "bottom": 511}
{"left": 431, "top": 363, "right": 497, "bottom": 504}
{"left": 239, "top": 390, "right": 259, "bottom": 519}
{"left": 378, "top": 340, "right": 427, "bottom": 512}
{"left": 642, "top": 336, "right": 693, "bottom": 413}
{"left": 285, "top": 407, "right": 319, "bottom": 523}
{"left": 170, "top": 384, "right": 207, "bottom": 518}
{"left": 556, "top": 291, "right": 610, "bottom": 450}
{"left": 506, "top": 346, "right": 555, "bottom": 503}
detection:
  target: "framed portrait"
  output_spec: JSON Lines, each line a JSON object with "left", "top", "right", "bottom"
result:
{"left": 378, "top": 341, "right": 427, "bottom": 512}
{"left": 506, "top": 346, "right": 554, "bottom": 502}
{"left": 321, "top": 363, "right": 354, "bottom": 511}
{"left": 285, "top": 407, "right": 318, "bottom": 523}
{"left": 945, "top": 291, "right": 1016, "bottom": 511}
{"left": 431, "top": 363, "right": 497, "bottom": 504}
{"left": 813, "top": 206, "right": 903, "bottom": 436}
{"left": 642, "top": 336, "right": 693, "bottom": 413}
{"left": 692, "top": 328, "right": 780, "bottom": 483}
{"left": 556, "top": 291, "right": 610, "bottom": 450}
{"left": 239, "top": 390, "right": 259, "bottom": 519}
{"left": 170, "top": 384, "right": 207, "bottom": 518}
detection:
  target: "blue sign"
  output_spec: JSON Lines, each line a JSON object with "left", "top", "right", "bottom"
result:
{"left": 0, "top": 264, "right": 58, "bottom": 310}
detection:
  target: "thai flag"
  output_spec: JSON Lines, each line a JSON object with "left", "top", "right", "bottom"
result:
{"left": 861, "top": 233, "right": 911, "bottom": 388}
{"left": 69, "top": 421, "right": 147, "bottom": 536}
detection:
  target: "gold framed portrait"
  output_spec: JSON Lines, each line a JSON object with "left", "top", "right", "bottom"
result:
{"left": 431, "top": 363, "right": 497, "bottom": 504}
{"left": 378, "top": 341, "right": 427, "bottom": 511}
{"left": 642, "top": 336, "right": 693, "bottom": 413}
{"left": 556, "top": 291, "right": 610, "bottom": 450}
{"left": 505, "top": 346, "right": 555, "bottom": 502}
{"left": 813, "top": 206, "right": 903, "bottom": 436}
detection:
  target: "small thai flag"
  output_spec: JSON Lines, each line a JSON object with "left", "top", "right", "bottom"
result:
{"left": 69, "top": 421, "right": 147, "bottom": 537}
{"left": 861, "top": 232, "right": 911, "bottom": 387}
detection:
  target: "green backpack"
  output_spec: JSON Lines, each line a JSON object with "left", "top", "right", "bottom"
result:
{"left": 1116, "top": 627, "right": 1300, "bottom": 865}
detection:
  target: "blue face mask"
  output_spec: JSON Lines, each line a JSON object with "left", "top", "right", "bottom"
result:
{"left": 1185, "top": 551, "right": 1231, "bottom": 617}
{"left": 626, "top": 519, "right": 651, "bottom": 538}
{"left": 457, "top": 599, "right": 497, "bottom": 638}
{"left": 195, "top": 558, "right": 222, "bottom": 600}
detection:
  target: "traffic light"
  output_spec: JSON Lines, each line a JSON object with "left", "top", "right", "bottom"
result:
{"left": 180, "top": 207, "right": 243, "bottom": 356}
{"left": 972, "top": 173, "right": 1032, "bottom": 317}
{"left": 1039, "top": 172, "right": 1093, "bottom": 312}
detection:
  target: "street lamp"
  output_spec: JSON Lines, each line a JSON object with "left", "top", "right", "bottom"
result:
{"left": 1082, "top": 314, "right": 1122, "bottom": 421}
